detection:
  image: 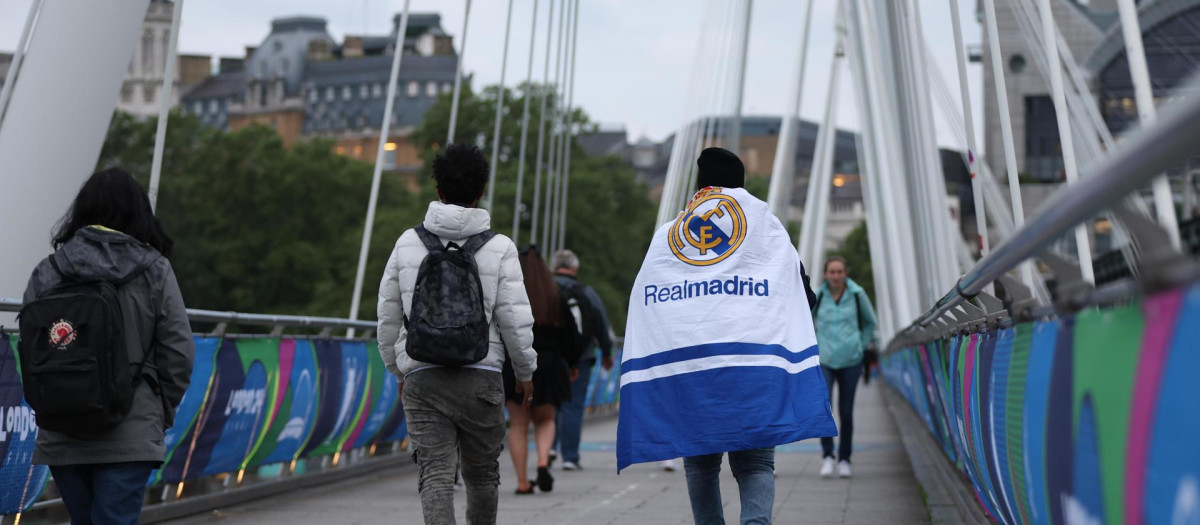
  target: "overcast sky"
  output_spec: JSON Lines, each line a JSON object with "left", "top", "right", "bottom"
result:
{"left": 0, "top": 0, "right": 986, "bottom": 148}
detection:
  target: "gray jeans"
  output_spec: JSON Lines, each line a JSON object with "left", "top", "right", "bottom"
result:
{"left": 403, "top": 367, "right": 507, "bottom": 525}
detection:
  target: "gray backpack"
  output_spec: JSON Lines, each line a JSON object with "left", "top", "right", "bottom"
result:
{"left": 404, "top": 225, "right": 496, "bottom": 367}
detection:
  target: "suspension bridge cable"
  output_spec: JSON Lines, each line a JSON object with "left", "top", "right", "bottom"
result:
{"left": 1117, "top": 0, "right": 1182, "bottom": 249}
{"left": 728, "top": 0, "right": 753, "bottom": 156}
{"left": 543, "top": 0, "right": 569, "bottom": 253}
{"left": 549, "top": 0, "right": 576, "bottom": 254}
{"left": 349, "top": 1, "right": 412, "bottom": 334}
{"left": 766, "top": 0, "right": 814, "bottom": 220}
{"left": 981, "top": 0, "right": 1034, "bottom": 288}
{"left": 446, "top": 0, "right": 472, "bottom": 145}
{"left": 511, "top": 0, "right": 541, "bottom": 246}
{"left": 484, "top": 0, "right": 515, "bottom": 211}
{"left": 948, "top": 0, "right": 991, "bottom": 277}
{"left": 1037, "top": 0, "right": 1094, "bottom": 283}
{"left": 0, "top": 0, "right": 43, "bottom": 130}
{"left": 529, "top": 0, "right": 557, "bottom": 248}
{"left": 555, "top": 0, "right": 581, "bottom": 253}
{"left": 148, "top": 0, "right": 184, "bottom": 213}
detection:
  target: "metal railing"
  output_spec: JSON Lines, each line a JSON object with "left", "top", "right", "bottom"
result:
{"left": 1, "top": 300, "right": 377, "bottom": 338}
{"left": 890, "top": 74, "right": 1200, "bottom": 349}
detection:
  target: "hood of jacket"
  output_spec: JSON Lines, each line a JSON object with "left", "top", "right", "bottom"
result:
{"left": 423, "top": 201, "right": 491, "bottom": 241}
{"left": 52, "top": 227, "right": 162, "bottom": 282}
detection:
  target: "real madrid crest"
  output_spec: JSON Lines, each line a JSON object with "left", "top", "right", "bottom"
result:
{"left": 49, "top": 319, "right": 77, "bottom": 349}
{"left": 669, "top": 188, "right": 748, "bottom": 266}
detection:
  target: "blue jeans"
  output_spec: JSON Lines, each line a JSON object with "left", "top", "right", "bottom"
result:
{"left": 821, "top": 364, "right": 863, "bottom": 462}
{"left": 684, "top": 448, "right": 775, "bottom": 525}
{"left": 49, "top": 461, "right": 158, "bottom": 525}
{"left": 555, "top": 357, "right": 594, "bottom": 463}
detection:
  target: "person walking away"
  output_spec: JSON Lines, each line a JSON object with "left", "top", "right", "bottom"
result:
{"left": 812, "top": 256, "right": 877, "bottom": 478}
{"left": 20, "top": 167, "right": 194, "bottom": 525}
{"left": 618, "top": 148, "right": 834, "bottom": 525}
{"left": 504, "top": 247, "right": 581, "bottom": 493}
{"left": 377, "top": 144, "right": 537, "bottom": 525}
{"left": 549, "top": 249, "right": 614, "bottom": 471}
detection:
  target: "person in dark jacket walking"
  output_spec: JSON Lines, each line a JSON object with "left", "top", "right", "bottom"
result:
{"left": 23, "top": 168, "right": 194, "bottom": 524}
{"left": 549, "top": 249, "right": 613, "bottom": 471}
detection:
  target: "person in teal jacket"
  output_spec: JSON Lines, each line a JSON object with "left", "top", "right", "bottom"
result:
{"left": 812, "top": 256, "right": 877, "bottom": 478}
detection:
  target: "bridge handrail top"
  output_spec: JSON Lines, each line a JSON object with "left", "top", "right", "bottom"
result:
{"left": 0, "top": 299, "right": 377, "bottom": 332}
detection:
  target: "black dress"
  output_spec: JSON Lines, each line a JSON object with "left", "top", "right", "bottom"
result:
{"left": 503, "top": 297, "right": 578, "bottom": 407}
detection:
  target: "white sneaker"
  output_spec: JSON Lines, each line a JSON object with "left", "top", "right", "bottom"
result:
{"left": 662, "top": 459, "right": 677, "bottom": 472}
{"left": 820, "top": 457, "right": 835, "bottom": 478}
{"left": 837, "top": 460, "right": 852, "bottom": 478}
{"left": 562, "top": 461, "right": 581, "bottom": 471}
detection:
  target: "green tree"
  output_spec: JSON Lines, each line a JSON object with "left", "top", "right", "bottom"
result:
{"left": 827, "top": 220, "right": 875, "bottom": 304}
{"left": 412, "top": 82, "right": 656, "bottom": 332}
{"left": 95, "top": 81, "right": 657, "bottom": 334}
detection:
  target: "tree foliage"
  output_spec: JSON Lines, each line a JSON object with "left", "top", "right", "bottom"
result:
{"left": 828, "top": 220, "right": 876, "bottom": 304}
{"left": 95, "top": 82, "right": 656, "bottom": 334}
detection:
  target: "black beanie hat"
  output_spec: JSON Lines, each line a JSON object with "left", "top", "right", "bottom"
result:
{"left": 696, "top": 147, "right": 745, "bottom": 190}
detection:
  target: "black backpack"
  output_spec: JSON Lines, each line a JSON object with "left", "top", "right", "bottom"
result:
{"left": 17, "top": 256, "right": 153, "bottom": 434}
{"left": 404, "top": 226, "right": 496, "bottom": 367}
{"left": 556, "top": 279, "right": 592, "bottom": 364}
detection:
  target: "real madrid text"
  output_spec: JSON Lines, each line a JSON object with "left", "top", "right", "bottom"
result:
{"left": 644, "top": 275, "right": 770, "bottom": 306}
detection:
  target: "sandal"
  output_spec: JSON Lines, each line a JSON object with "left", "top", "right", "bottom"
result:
{"left": 515, "top": 483, "right": 535, "bottom": 495}
{"left": 536, "top": 466, "right": 554, "bottom": 492}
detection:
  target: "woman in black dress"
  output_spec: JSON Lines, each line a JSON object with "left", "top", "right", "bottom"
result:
{"left": 504, "top": 247, "right": 579, "bottom": 494}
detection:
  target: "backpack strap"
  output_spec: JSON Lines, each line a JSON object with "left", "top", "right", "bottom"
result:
{"left": 461, "top": 230, "right": 497, "bottom": 255}
{"left": 812, "top": 290, "right": 823, "bottom": 312}
{"left": 414, "top": 225, "right": 446, "bottom": 253}
{"left": 854, "top": 292, "right": 863, "bottom": 333}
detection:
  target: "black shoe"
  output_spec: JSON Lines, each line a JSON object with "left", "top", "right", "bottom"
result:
{"left": 536, "top": 466, "right": 554, "bottom": 492}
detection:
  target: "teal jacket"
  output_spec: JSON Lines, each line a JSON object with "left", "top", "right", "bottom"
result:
{"left": 813, "top": 278, "right": 877, "bottom": 370}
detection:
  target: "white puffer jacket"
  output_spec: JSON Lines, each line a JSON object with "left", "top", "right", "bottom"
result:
{"left": 377, "top": 201, "right": 537, "bottom": 383}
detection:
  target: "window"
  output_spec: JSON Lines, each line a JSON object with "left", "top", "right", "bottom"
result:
{"left": 407, "top": 81, "right": 419, "bottom": 97}
{"left": 121, "top": 85, "right": 134, "bottom": 103}
{"left": 357, "top": 115, "right": 366, "bottom": 128}
{"left": 360, "top": 84, "right": 369, "bottom": 99}
{"left": 210, "top": 99, "right": 218, "bottom": 113}
{"left": 342, "top": 86, "right": 352, "bottom": 100}
{"left": 373, "top": 84, "right": 383, "bottom": 98}
{"left": 144, "top": 84, "right": 156, "bottom": 104}
{"left": 194, "top": 101, "right": 204, "bottom": 114}
{"left": 308, "top": 89, "right": 318, "bottom": 103}
{"left": 442, "top": 82, "right": 453, "bottom": 94}
{"left": 281, "top": 58, "right": 290, "bottom": 76}
{"left": 353, "top": 144, "right": 363, "bottom": 156}
{"left": 1009, "top": 54, "right": 1026, "bottom": 74}
{"left": 142, "top": 30, "right": 154, "bottom": 74}
{"left": 426, "top": 82, "right": 438, "bottom": 97}
{"left": 326, "top": 87, "right": 335, "bottom": 102}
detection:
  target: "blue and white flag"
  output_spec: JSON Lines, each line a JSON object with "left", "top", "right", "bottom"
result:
{"left": 617, "top": 187, "right": 836, "bottom": 470}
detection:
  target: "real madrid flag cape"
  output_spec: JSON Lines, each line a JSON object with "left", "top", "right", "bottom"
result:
{"left": 616, "top": 187, "right": 836, "bottom": 471}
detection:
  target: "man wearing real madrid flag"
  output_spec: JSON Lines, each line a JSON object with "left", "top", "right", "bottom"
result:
{"left": 618, "top": 147, "right": 834, "bottom": 525}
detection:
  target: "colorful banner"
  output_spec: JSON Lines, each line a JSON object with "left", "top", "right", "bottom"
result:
{"left": 1, "top": 334, "right": 627, "bottom": 516}
{"left": 0, "top": 332, "right": 49, "bottom": 516}
{"left": 882, "top": 283, "right": 1200, "bottom": 525}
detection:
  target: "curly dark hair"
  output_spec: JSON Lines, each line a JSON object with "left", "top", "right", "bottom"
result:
{"left": 432, "top": 144, "right": 490, "bottom": 206}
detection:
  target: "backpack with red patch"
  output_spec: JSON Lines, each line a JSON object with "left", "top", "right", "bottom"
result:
{"left": 17, "top": 256, "right": 153, "bottom": 434}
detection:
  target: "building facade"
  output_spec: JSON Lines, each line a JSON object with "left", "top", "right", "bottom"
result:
{"left": 118, "top": 0, "right": 211, "bottom": 117}
{"left": 181, "top": 13, "right": 458, "bottom": 172}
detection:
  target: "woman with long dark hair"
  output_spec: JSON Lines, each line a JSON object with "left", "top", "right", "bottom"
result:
{"left": 23, "top": 167, "right": 194, "bottom": 523}
{"left": 503, "top": 246, "right": 580, "bottom": 494}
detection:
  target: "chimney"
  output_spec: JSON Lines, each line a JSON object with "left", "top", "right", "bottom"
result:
{"left": 245, "top": 46, "right": 257, "bottom": 61}
{"left": 343, "top": 36, "right": 364, "bottom": 58}
{"left": 219, "top": 57, "right": 245, "bottom": 74}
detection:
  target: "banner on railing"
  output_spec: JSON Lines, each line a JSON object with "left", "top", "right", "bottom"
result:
{"left": 0, "top": 333, "right": 625, "bottom": 516}
{"left": 882, "top": 282, "right": 1200, "bottom": 525}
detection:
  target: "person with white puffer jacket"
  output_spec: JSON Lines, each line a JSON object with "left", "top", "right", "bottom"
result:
{"left": 377, "top": 144, "right": 537, "bottom": 525}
